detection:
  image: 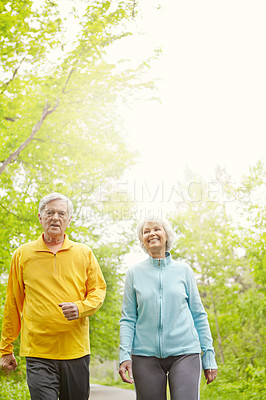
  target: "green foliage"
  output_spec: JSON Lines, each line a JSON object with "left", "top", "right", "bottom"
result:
{"left": 237, "top": 162, "right": 266, "bottom": 287}
{"left": 89, "top": 243, "right": 127, "bottom": 360}
{"left": 0, "top": 0, "right": 60, "bottom": 72}
{"left": 199, "top": 362, "right": 266, "bottom": 399}
{"left": 169, "top": 164, "right": 266, "bottom": 396}
{"left": 0, "top": 376, "right": 30, "bottom": 400}
{"left": 0, "top": 354, "right": 29, "bottom": 399}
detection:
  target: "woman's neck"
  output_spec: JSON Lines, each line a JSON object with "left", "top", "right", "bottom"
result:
{"left": 148, "top": 250, "right": 166, "bottom": 259}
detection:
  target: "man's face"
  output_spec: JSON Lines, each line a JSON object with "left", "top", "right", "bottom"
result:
{"left": 38, "top": 199, "right": 71, "bottom": 238}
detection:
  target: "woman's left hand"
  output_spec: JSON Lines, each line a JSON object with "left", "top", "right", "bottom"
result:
{"left": 204, "top": 368, "right": 217, "bottom": 384}
{"left": 119, "top": 360, "right": 134, "bottom": 384}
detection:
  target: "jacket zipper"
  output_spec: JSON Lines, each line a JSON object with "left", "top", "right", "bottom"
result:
{"left": 54, "top": 253, "right": 57, "bottom": 275}
{"left": 158, "top": 259, "right": 163, "bottom": 358}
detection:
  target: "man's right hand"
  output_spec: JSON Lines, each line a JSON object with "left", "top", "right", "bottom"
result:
{"left": 0, "top": 354, "right": 17, "bottom": 371}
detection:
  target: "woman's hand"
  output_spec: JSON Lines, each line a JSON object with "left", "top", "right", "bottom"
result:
{"left": 119, "top": 360, "right": 134, "bottom": 384}
{"left": 204, "top": 368, "right": 218, "bottom": 384}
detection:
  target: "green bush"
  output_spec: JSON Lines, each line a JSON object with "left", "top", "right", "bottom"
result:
{"left": 200, "top": 372, "right": 266, "bottom": 400}
{"left": 0, "top": 375, "right": 30, "bottom": 400}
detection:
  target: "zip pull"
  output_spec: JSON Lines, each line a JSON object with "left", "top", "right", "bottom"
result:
{"left": 159, "top": 259, "right": 161, "bottom": 267}
{"left": 54, "top": 253, "right": 57, "bottom": 275}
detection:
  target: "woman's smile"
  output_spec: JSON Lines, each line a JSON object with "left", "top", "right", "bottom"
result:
{"left": 142, "top": 221, "right": 167, "bottom": 258}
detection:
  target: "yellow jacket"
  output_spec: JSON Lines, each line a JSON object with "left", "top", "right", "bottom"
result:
{"left": 0, "top": 234, "right": 106, "bottom": 359}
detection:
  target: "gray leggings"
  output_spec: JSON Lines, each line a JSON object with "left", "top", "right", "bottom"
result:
{"left": 132, "top": 354, "right": 201, "bottom": 400}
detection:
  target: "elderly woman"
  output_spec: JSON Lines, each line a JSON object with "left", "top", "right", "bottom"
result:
{"left": 119, "top": 218, "right": 217, "bottom": 400}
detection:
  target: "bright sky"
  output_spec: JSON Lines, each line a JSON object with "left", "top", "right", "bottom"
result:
{"left": 128, "top": 0, "right": 266, "bottom": 172}
{"left": 106, "top": 0, "right": 266, "bottom": 221}
{"left": 40, "top": 0, "right": 265, "bottom": 227}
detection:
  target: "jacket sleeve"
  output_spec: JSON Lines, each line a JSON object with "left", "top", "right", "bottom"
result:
{"left": 185, "top": 266, "right": 218, "bottom": 370}
{"left": 0, "top": 250, "right": 25, "bottom": 357}
{"left": 74, "top": 250, "right": 106, "bottom": 318}
{"left": 119, "top": 269, "right": 137, "bottom": 364}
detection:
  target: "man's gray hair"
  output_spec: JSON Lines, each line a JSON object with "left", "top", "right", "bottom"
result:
{"left": 38, "top": 193, "right": 74, "bottom": 217}
{"left": 137, "top": 218, "right": 176, "bottom": 254}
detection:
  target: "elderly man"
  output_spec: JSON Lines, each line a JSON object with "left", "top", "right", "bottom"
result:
{"left": 0, "top": 193, "right": 106, "bottom": 400}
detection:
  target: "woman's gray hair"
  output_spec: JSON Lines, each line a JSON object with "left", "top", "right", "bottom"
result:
{"left": 38, "top": 193, "right": 74, "bottom": 218}
{"left": 137, "top": 218, "right": 176, "bottom": 254}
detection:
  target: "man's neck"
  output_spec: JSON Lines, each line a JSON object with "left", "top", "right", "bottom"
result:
{"left": 42, "top": 234, "right": 65, "bottom": 254}
{"left": 43, "top": 233, "right": 65, "bottom": 245}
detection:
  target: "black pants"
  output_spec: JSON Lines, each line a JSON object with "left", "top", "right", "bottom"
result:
{"left": 132, "top": 354, "right": 201, "bottom": 400}
{"left": 26, "top": 355, "right": 90, "bottom": 400}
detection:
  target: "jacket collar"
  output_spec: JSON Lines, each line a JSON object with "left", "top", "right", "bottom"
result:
{"left": 34, "top": 233, "right": 73, "bottom": 252}
{"left": 149, "top": 251, "right": 172, "bottom": 267}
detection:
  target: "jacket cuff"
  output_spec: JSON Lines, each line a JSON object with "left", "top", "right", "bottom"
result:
{"left": 119, "top": 348, "right": 132, "bottom": 365}
{"left": 202, "top": 349, "right": 218, "bottom": 370}
{"left": 0, "top": 340, "right": 14, "bottom": 358}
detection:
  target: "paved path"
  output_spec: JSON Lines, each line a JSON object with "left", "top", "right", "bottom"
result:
{"left": 90, "top": 384, "right": 136, "bottom": 400}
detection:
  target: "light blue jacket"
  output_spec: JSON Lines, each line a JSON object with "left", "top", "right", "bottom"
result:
{"left": 119, "top": 253, "right": 217, "bottom": 370}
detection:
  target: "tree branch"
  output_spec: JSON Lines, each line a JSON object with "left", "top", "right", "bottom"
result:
{"left": 0, "top": 100, "right": 59, "bottom": 176}
{"left": 1, "top": 50, "right": 83, "bottom": 174}
{"left": 4, "top": 117, "right": 18, "bottom": 122}
{"left": 62, "top": 68, "right": 75, "bottom": 93}
{"left": 210, "top": 287, "right": 225, "bottom": 364}
{"left": 1, "top": 57, "right": 26, "bottom": 94}
{"left": 60, "top": 46, "right": 86, "bottom": 94}
{"left": 132, "top": 0, "right": 137, "bottom": 18}
{"left": 0, "top": 202, "right": 35, "bottom": 222}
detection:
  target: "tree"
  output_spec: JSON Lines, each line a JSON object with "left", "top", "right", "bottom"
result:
{"left": 170, "top": 198, "right": 242, "bottom": 366}
{"left": 237, "top": 161, "right": 266, "bottom": 287}
{"left": 0, "top": 0, "right": 156, "bottom": 365}
{"left": 169, "top": 168, "right": 266, "bottom": 396}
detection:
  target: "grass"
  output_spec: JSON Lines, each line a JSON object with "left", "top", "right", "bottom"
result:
{"left": 1, "top": 370, "right": 265, "bottom": 400}
{"left": 0, "top": 375, "right": 30, "bottom": 400}
{"left": 92, "top": 376, "right": 266, "bottom": 400}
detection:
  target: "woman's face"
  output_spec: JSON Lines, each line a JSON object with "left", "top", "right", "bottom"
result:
{"left": 142, "top": 221, "right": 167, "bottom": 257}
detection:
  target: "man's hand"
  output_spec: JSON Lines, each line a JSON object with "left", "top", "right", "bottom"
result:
{"left": 0, "top": 354, "right": 17, "bottom": 371}
{"left": 59, "top": 302, "right": 79, "bottom": 321}
{"left": 204, "top": 368, "right": 218, "bottom": 384}
{"left": 119, "top": 360, "right": 134, "bottom": 384}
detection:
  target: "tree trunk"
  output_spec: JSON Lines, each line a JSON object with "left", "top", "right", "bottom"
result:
{"left": 210, "top": 288, "right": 225, "bottom": 364}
